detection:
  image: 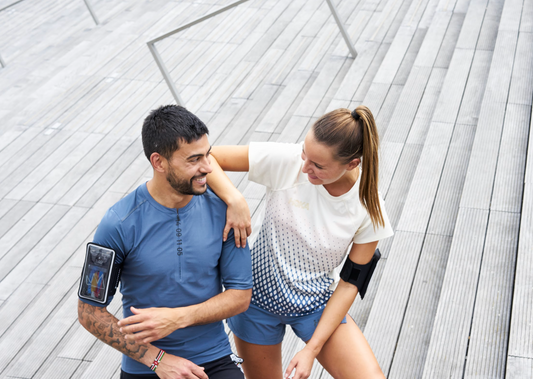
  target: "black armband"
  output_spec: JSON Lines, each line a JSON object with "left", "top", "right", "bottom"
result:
{"left": 78, "top": 243, "right": 122, "bottom": 304}
{"left": 339, "top": 248, "right": 381, "bottom": 299}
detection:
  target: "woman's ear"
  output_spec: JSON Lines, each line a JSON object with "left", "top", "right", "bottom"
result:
{"left": 347, "top": 157, "right": 361, "bottom": 170}
{"left": 150, "top": 152, "right": 166, "bottom": 173}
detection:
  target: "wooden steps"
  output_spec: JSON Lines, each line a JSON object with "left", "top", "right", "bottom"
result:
{"left": 0, "top": 0, "right": 531, "bottom": 377}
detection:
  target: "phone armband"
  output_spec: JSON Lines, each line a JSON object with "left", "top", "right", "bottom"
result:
{"left": 339, "top": 248, "right": 381, "bottom": 299}
{"left": 78, "top": 243, "right": 122, "bottom": 304}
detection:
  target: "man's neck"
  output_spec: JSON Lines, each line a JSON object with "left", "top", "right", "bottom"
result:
{"left": 146, "top": 178, "right": 193, "bottom": 209}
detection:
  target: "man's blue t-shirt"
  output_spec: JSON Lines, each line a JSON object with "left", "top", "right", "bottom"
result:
{"left": 81, "top": 183, "right": 252, "bottom": 374}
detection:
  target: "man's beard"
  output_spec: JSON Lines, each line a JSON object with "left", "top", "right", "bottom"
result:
{"left": 166, "top": 168, "right": 207, "bottom": 196}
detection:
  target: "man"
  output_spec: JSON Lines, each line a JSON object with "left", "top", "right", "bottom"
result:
{"left": 78, "top": 105, "right": 253, "bottom": 379}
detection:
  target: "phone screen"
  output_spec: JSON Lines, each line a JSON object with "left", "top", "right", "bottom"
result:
{"left": 78, "top": 243, "right": 115, "bottom": 304}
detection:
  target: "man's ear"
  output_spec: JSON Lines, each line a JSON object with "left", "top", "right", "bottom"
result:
{"left": 347, "top": 157, "right": 361, "bottom": 170}
{"left": 150, "top": 153, "right": 166, "bottom": 173}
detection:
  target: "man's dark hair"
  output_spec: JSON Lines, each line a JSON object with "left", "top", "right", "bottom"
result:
{"left": 142, "top": 105, "right": 209, "bottom": 160}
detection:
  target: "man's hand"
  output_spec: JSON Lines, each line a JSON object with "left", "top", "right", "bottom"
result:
{"left": 118, "top": 306, "right": 187, "bottom": 343}
{"left": 284, "top": 346, "right": 317, "bottom": 379}
{"left": 156, "top": 353, "right": 208, "bottom": 379}
{"left": 224, "top": 195, "right": 252, "bottom": 248}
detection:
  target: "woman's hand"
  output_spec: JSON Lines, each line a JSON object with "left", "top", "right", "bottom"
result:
{"left": 118, "top": 307, "right": 186, "bottom": 343}
{"left": 224, "top": 195, "right": 252, "bottom": 248}
{"left": 284, "top": 346, "right": 317, "bottom": 379}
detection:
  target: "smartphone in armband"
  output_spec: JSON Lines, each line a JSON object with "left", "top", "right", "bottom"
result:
{"left": 78, "top": 243, "right": 121, "bottom": 304}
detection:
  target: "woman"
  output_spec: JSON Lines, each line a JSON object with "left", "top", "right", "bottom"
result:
{"left": 209, "top": 106, "right": 394, "bottom": 379}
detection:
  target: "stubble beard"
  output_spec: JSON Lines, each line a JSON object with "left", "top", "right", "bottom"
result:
{"left": 166, "top": 168, "right": 207, "bottom": 196}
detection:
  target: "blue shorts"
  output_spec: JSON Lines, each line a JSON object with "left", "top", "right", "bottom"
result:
{"left": 228, "top": 303, "right": 347, "bottom": 345}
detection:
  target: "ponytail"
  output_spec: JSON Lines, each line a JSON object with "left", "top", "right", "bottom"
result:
{"left": 312, "top": 106, "right": 385, "bottom": 227}
{"left": 355, "top": 106, "right": 384, "bottom": 227}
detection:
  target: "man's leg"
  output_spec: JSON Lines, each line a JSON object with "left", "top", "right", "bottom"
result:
{"left": 202, "top": 354, "right": 246, "bottom": 379}
{"left": 120, "top": 370, "right": 157, "bottom": 378}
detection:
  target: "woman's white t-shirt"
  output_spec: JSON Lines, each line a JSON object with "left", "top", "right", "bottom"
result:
{"left": 247, "top": 142, "right": 394, "bottom": 316}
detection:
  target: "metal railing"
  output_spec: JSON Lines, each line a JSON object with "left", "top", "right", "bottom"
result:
{"left": 83, "top": 0, "right": 100, "bottom": 25}
{"left": 147, "top": 0, "right": 357, "bottom": 106}
{"left": 0, "top": 54, "right": 5, "bottom": 68}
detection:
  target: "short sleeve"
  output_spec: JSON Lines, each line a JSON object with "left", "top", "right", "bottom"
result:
{"left": 352, "top": 193, "right": 394, "bottom": 244}
{"left": 79, "top": 208, "right": 127, "bottom": 307}
{"left": 248, "top": 142, "right": 303, "bottom": 190}
{"left": 219, "top": 230, "right": 253, "bottom": 290}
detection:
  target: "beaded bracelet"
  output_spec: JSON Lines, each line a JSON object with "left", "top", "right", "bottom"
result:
{"left": 150, "top": 349, "right": 166, "bottom": 372}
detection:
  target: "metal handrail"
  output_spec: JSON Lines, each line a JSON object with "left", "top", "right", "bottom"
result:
{"left": 147, "top": 0, "right": 357, "bottom": 106}
{"left": 0, "top": 54, "right": 5, "bottom": 68}
{"left": 83, "top": 0, "right": 99, "bottom": 25}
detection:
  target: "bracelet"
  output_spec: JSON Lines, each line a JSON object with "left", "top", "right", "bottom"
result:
{"left": 150, "top": 349, "right": 165, "bottom": 372}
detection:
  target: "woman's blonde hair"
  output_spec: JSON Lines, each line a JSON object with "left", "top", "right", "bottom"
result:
{"left": 312, "top": 105, "right": 384, "bottom": 227}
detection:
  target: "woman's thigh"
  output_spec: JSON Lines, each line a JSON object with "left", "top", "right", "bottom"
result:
{"left": 316, "top": 316, "right": 385, "bottom": 379}
{"left": 234, "top": 335, "right": 283, "bottom": 379}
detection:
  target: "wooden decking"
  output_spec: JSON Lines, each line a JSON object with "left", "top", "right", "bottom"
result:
{"left": 0, "top": 0, "right": 531, "bottom": 377}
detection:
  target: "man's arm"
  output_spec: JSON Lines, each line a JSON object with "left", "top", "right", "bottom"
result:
{"left": 78, "top": 300, "right": 208, "bottom": 379}
{"left": 118, "top": 288, "right": 251, "bottom": 343}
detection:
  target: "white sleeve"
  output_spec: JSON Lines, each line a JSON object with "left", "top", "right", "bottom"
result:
{"left": 352, "top": 193, "right": 394, "bottom": 244}
{"left": 248, "top": 142, "right": 303, "bottom": 190}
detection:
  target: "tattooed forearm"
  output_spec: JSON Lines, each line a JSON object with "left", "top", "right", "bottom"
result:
{"left": 78, "top": 300, "right": 151, "bottom": 363}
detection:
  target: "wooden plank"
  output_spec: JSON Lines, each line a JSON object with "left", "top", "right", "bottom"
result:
{"left": 413, "top": 10, "right": 453, "bottom": 68}
{"left": 521, "top": 0, "right": 533, "bottom": 32}
{"left": 215, "top": 84, "right": 280, "bottom": 145}
{"left": 395, "top": 122, "right": 454, "bottom": 233}
{"left": 482, "top": 31, "right": 518, "bottom": 105}
{"left": 0, "top": 205, "right": 88, "bottom": 301}
{"left": 434, "top": 12, "right": 465, "bottom": 69}
{"left": 5, "top": 131, "right": 96, "bottom": 201}
{"left": 255, "top": 70, "right": 313, "bottom": 133}
{"left": 58, "top": 295, "right": 123, "bottom": 360}
{"left": 0, "top": 199, "right": 18, "bottom": 221}
{"left": 40, "top": 357, "right": 83, "bottom": 379}
{"left": 506, "top": 356, "right": 533, "bottom": 379}
{"left": 6, "top": 290, "right": 79, "bottom": 378}
{"left": 332, "top": 41, "right": 380, "bottom": 101}
{"left": 0, "top": 204, "right": 70, "bottom": 281}
{"left": 353, "top": 43, "right": 390, "bottom": 102}
{"left": 364, "top": 231, "right": 425, "bottom": 374}
{"left": 476, "top": 0, "right": 504, "bottom": 51}
{"left": 405, "top": 67, "right": 447, "bottom": 145}
{"left": 79, "top": 343, "right": 122, "bottom": 379}
{"left": 498, "top": 0, "right": 523, "bottom": 32}
{"left": 508, "top": 32, "right": 533, "bottom": 106}
{"left": 392, "top": 28, "right": 428, "bottom": 86}
{"left": 0, "top": 203, "right": 52, "bottom": 261}
{"left": 42, "top": 135, "right": 134, "bottom": 206}
{"left": 455, "top": 50, "right": 492, "bottom": 126}
{"left": 459, "top": 101, "right": 506, "bottom": 209}
{"left": 420, "top": 208, "right": 489, "bottom": 379}
{"left": 387, "top": 234, "right": 452, "bottom": 379}
{"left": 75, "top": 138, "right": 143, "bottom": 208}
{"left": 463, "top": 211, "right": 519, "bottom": 378}
{"left": 0, "top": 264, "right": 81, "bottom": 374}
{"left": 30, "top": 191, "right": 124, "bottom": 286}
{"left": 383, "top": 66, "right": 432, "bottom": 144}
{"left": 491, "top": 104, "right": 530, "bottom": 213}
{"left": 507, "top": 183, "right": 533, "bottom": 371}
{"left": 431, "top": 48, "right": 475, "bottom": 124}
{"left": 0, "top": 282, "right": 44, "bottom": 338}
{"left": 381, "top": 143, "right": 423, "bottom": 227}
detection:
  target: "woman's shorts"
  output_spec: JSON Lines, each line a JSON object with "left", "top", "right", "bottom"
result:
{"left": 228, "top": 303, "right": 347, "bottom": 345}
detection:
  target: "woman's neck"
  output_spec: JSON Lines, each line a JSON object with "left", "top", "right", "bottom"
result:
{"left": 323, "top": 166, "right": 360, "bottom": 197}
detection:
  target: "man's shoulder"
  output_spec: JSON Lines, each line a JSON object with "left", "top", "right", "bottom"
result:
{"left": 106, "top": 184, "right": 148, "bottom": 224}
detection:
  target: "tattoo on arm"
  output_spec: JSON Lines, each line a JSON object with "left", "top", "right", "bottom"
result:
{"left": 78, "top": 300, "right": 150, "bottom": 363}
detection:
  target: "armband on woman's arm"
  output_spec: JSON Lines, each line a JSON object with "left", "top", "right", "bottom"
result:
{"left": 208, "top": 146, "right": 252, "bottom": 247}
